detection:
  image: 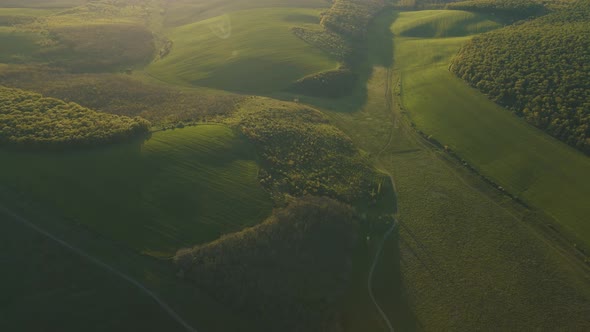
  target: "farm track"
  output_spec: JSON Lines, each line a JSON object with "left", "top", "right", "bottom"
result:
{"left": 367, "top": 66, "right": 397, "bottom": 332}
{"left": 0, "top": 205, "right": 198, "bottom": 332}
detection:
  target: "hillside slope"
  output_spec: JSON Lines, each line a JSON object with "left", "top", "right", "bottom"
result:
{"left": 450, "top": 0, "right": 590, "bottom": 154}
{"left": 175, "top": 196, "right": 357, "bottom": 332}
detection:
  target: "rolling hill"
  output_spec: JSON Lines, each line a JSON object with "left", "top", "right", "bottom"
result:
{"left": 147, "top": 8, "right": 339, "bottom": 93}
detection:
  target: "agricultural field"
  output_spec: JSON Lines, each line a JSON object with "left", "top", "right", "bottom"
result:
{"left": 392, "top": 10, "right": 590, "bottom": 249}
{"left": 1, "top": 0, "right": 590, "bottom": 331}
{"left": 0, "top": 216, "right": 186, "bottom": 332}
{"left": 0, "top": 124, "right": 272, "bottom": 256}
{"left": 299, "top": 10, "right": 590, "bottom": 330}
{"left": 147, "top": 8, "right": 339, "bottom": 93}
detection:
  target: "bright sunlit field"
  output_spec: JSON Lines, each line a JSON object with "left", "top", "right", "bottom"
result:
{"left": 393, "top": 10, "right": 590, "bottom": 248}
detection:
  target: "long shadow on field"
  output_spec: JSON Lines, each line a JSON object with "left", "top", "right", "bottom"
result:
{"left": 276, "top": 10, "right": 397, "bottom": 113}
{"left": 374, "top": 227, "right": 420, "bottom": 331}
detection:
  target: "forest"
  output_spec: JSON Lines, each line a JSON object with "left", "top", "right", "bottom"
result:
{"left": 450, "top": 0, "right": 590, "bottom": 154}
{"left": 227, "top": 101, "right": 379, "bottom": 204}
{"left": 0, "top": 86, "right": 150, "bottom": 147}
{"left": 290, "top": 0, "right": 388, "bottom": 97}
{"left": 446, "top": 0, "right": 547, "bottom": 19}
{"left": 320, "top": 0, "right": 388, "bottom": 40}
{"left": 174, "top": 196, "right": 357, "bottom": 332}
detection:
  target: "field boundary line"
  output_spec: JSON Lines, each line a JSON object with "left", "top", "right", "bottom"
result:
{"left": 368, "top": 219, "right": 397, "bottom": 332}
{"left": 0, "top": 205, "right": 198, "bottom": 332}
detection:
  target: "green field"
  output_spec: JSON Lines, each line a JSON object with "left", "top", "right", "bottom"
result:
{"left": 161, "top": 0, "right": 329, "bottom": 27}
{"left": 147, "top": 8, "right": 338, "bottom": 93}
{"left": 0, "top": 217, "right": 186, "bottom": 332}
{"left": 0, "top": 124, "right": 272, "bottom": 256}
{"left": 392, "top": 10, "right": 590, "bottom": 248}
{"left": 294, "top": 11, "right": 590, "bottom": 330}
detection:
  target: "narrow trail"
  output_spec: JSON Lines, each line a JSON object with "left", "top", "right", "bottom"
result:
{"left": 367, "top": 218, "right": 397, "bottom": 332}
{"left": 367, "top": 66, "right": 398, "bottom": 332}
{"left": 0, "top": 205, "right": 198, "bottom": 332}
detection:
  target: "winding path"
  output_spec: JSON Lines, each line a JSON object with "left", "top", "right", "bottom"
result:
{"left": 0, "top": 205, "right": 198, "bottom": 332}
{"left": 367, "top": 66, "right": 398, "bottom": 332}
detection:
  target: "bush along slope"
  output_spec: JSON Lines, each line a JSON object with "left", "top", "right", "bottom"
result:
{"left": 450, "top": 0, "right": 590, "bottom": 154}
{"left": 0, "top": 86, "right": 150, "bottom": 148}
{"left": 446, "top": 0, "right": 548, "bottom": 20}
{"left": 174, "top": 196, "right": 357, "bottom": 332}
{"left": 289, "top": 0, "right": 389, "bottom": 97}
{"left": 226, "top": 99, "right": 381, "bottom": 204}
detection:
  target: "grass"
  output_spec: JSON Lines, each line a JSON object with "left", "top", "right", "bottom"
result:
{"left": 161, "top": 0, "right": 330, "bottom": 27}
{"left": 0, "top": 28, "right": 42, "bottom": 63}
{"left": 0, "top": 124, "right": 272, "bottom": 257}
{"left": 146, "top": 8, "right": 339, "bottom": 94}
{"left": 0, "top": 8, "right": 60, "bottom": 16}
{"left": 0, "top": 217, "right": 187, "bottom": 332}
{"left": 296, "top": 10, "right": 590, "bottom": 331}
{"left": 392, "top": 10, "right": 590, "bottom": 249}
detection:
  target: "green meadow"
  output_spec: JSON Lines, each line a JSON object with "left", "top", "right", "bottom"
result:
{"left": 147, "top": 8, "right": 338, "bottom": 93}
{"left": 393, "top": 10, "right": 590, "bottom": 248}
{"left": 295, "top": 11, "right": 590, "bottom": 330}
{"left": 0, "top": 125, "right": 272, "bottom": 256}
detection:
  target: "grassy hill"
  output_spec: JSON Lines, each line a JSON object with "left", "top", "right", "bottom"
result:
{"left": 161, "top": 0, "right": 330, "bottom": 27}
{"left": 0, "top": 124, "right": 272, "bottom": 256}
{"left": 392, "top": 10, "right": 590, "bottom": 249}
{"left": 147, "top": 8, "right": 339, "bottom": 93}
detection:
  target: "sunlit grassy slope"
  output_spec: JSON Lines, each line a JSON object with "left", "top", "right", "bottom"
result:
{"left": 0, "top": 125, "right": 272, "bottom": 256}
{"left": 162, "top": 0, "right": 329, "bottom": 27}
{"left": 0, "top": 217, "right": 186, "bottom": 332}
{"left": 147, "top": 8, "right": 338, "bottom": 93}
{"left": 393, "top": 10, "right": 590, "bottom": 248}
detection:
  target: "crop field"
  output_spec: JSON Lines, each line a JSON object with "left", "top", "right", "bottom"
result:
{"left": 0, "top": 125, "right": 272, "bottom": 257}
{"left": 298, "top": 11, "right": 590, "bottom": 330}
{"left": 0, "top": 216, "right": 186, "bottom": 332}
{"left": 147, "top": 8, "right": 338, "bottom": 93}
{"left": 392, "top": 10, "right": 590, "bottom": 249}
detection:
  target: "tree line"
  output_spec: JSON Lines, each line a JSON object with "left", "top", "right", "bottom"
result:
{"left": 446, "top": 0, "right": 547, "bottom": 20}
{"left": 0, "top": 86, "right": 150, "bottom": 148}
{"left": 450, "top": 0, "right": 590, "bottom": 154}
{"left": 290, "top": 0, "right": 390, "bottom": 98}
{"left": 175, "top": 196, "right": 357, "bottom": 332}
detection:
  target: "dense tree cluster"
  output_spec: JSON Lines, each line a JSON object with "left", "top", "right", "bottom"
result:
{"left": 175, "top": 196, "right": 357, "bottom": 332}
{"left": 290, "top": 0, "right": 388, "bottom": 97}
{"left": 446, "top": 0, "right": 547, "bottom": 20}
{"left": 228, "top": 104, "right": 378, "bottom": 203}
{"left": 320, "top": 0, "right": 387, "bottom": 40}
{"left": 0, "top": 66, "right": 242, "bottom": 124}
{"left": 450, "top": 0, "right": 590, "bottom": 154}
{"left": 0, "top": 86, "right": 150, "bottom": 147}
{"left": 291, "top": 27, "right": 353, "bottom": 60}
